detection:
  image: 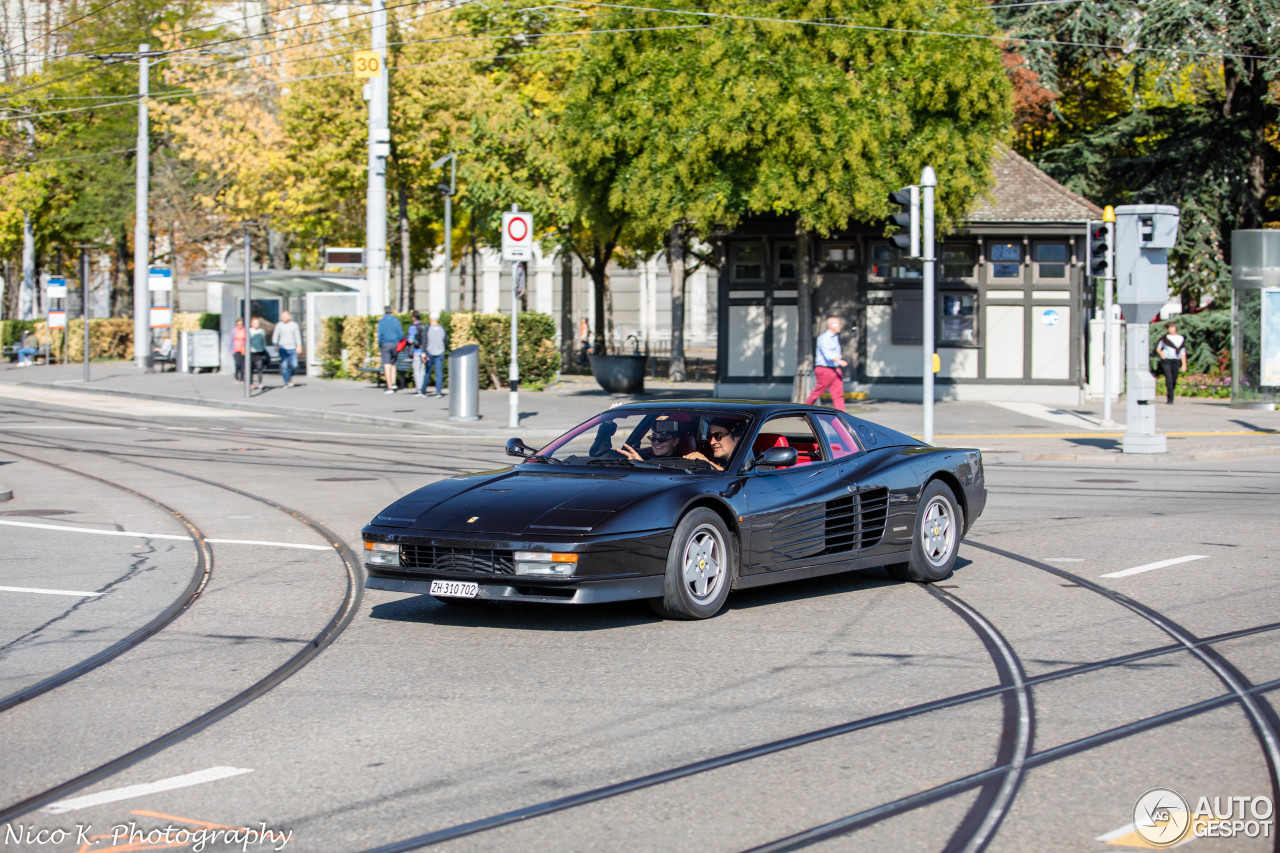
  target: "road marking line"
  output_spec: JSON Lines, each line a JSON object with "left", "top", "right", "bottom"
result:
{"left": 0, "top": 520, "right": 331, "bottom": 550}
{"left": 0, "top": 585, "right": 102, "bottom": 597}
{"left": 206, "top": 538, "right": 332, "bottom": 551}
{"left": 989, "top": 401, "right": 1110, "bottom": 430}
{"left": 0, "top": 424, "right": 124, "bottom": 429}
{"left": 43, "top": 766, "right": 253, "bottom": 814}
{"left": 1101, "top": 555, "right": 1208, "bottom": 579}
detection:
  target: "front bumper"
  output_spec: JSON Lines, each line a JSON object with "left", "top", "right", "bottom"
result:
{"left": 365, "top": 573, "right": 665, "bottom": 604}
{"left": 362, "top": 527, "right": 670, "bottom": 605}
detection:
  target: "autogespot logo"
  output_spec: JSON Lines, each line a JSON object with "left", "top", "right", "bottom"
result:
{"left": 1133, "top": 788, "right": 1191, "bottom": 846}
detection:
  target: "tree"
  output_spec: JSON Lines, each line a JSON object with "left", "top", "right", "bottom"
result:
{"left": 559, "top": 0, "right": 1011, "bottom": 391}
{"left": 996, "top": 0, "right": 1280, "bottom": 309}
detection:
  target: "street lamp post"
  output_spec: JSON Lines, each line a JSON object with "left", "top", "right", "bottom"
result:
{"left": 431, "top": 152, "right": 456, "bottom": 311}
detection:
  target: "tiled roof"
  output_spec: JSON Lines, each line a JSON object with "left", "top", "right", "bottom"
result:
{"left": 968, "top": 144, "right": 1103, "bottom": 222}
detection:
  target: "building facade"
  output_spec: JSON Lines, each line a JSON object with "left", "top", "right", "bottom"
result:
{"left": 714, "top": 146, "right": 1104, "bottom": 404}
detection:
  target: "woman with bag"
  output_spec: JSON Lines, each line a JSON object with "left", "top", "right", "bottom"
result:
{"left": 1154, "top": 321, "right": 1187, "bottom": 403}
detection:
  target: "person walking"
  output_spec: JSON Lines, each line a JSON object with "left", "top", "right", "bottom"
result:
{"left": 422, "top": 311, "right": 448, "bottom": 397}
{"left": 805, "top": 316, "right": 848, "bottom": 412}
{"left": 273, "top": 309, "right": 302, "bottom": 388}
{"left": 231, "top": 317, "right": 246, "bottom": 383}
{"left": 407, "top": 311, "right": 427, "bottom": 397}
{"left": 1154, "top": 321, "right": 1187, "bottom": 403}
{"left": 376, "top": 305, "right": 403, "bottom": 394}
{"left": 248, "top": 317, "right": 268, "bottom": 390}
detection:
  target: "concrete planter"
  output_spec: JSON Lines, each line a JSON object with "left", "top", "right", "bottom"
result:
{"left": 589, "top": 353, "right": 646, "bottom": 395}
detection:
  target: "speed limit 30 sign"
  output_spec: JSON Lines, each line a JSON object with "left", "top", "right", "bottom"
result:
{"left": 501, "top": 211, "right": 533, "bottom": 261}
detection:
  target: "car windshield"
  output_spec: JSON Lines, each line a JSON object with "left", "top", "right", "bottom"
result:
{"left": 531, "top": 409, "right": 754, "bottom": 471}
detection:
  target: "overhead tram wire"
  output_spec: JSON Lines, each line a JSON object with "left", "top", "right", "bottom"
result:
{"left": 6, "top": 0, "right": 131, "bottom": 53}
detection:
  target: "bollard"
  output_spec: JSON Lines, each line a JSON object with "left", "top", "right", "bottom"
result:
{"left": 448, "top": 344, "right": 480, "bottom": 421}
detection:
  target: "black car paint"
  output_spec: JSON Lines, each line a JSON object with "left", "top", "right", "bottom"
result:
{"left": 362, "top": 401, "right": 986, "bottom": 604}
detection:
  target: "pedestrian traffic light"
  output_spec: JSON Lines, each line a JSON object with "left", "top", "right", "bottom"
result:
{"left": 888, "top": 186, "right": 920, "bottom": 258}
{"left": 1089, "top": 221, "right": 1111, "bottom": 278}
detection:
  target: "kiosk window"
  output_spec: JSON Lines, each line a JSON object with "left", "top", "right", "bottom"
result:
{"left": 732, "top": 243, "right": 764, "bottom": 281}
{"left": 989, "top": 242, "right": 1023, "bottom": 279}
{"left": 942, "top": 244, "right": 976, "bottom": 280}
{"left": 1034, "top": 242, "right": 1069, "bottom": 280}
{"left": 776, "top": 243, "right": 797, "bottom": 281}
{"left": 891, "top": 290, "right": 922, "bottom": 344}
{"left": 939, "top": 293, "right": 977, "bottom": 345}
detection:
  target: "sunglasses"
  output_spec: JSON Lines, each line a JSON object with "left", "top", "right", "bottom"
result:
{"left": 650, "top": 432, "right": 677, "bottom": 442}
{"left": 708, "top": 430, "right": 732, "bottom": 441}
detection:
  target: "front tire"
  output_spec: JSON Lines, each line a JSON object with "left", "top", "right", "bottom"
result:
{"left": 650, "top": 508, "right": 736, "bottom": 619}
{"left": 887, "top": 480, "right": 962, "bottom": 583}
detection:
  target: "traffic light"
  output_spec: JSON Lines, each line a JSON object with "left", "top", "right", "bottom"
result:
{"left": 1089, "top": 220, "right": 1111, "bottom": 278}
{"left": 888, "top": 186, "right": 920, "bottom": 258}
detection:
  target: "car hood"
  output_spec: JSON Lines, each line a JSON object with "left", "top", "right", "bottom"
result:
{"left": 369, "top": 466, "right": 673, "bottom": 534}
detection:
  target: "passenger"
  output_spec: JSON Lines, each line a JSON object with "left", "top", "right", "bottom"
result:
{"left": 685, "top": 417, "right": 743, "bottom": 471}
{"left": 620, "top": 420, "right": 684, "bottom": 461}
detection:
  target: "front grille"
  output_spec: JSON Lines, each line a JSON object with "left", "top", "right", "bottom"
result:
{"left": 823, "top": 487, "right": 890, "bottom": 554}
{"left": 401, "top": 544, "right": 515, "bottom": 575}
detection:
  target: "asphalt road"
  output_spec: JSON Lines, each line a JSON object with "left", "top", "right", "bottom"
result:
{"left": 1, "top": 390, "right": 1277, "bottom": 853}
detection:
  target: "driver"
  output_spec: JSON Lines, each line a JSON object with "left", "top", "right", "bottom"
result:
{"left": 620, "top": 420, "right": 683, "bottom": 461}
{"left": 685, "top": 417, "right": 742, "bottom": 471}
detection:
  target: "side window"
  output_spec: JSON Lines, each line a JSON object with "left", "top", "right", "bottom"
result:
{"left": 752, "top": 415, "right": 825, "bottom": 466}
{"left": 813, "top": 413, "right": 861, "bottom": 459}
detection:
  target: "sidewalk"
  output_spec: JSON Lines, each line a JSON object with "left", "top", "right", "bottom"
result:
{"left": 1, "top": 360, "right": 1276, "bottom": 462}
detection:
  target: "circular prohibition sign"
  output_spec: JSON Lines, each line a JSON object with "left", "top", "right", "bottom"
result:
{"left": 506, "top": 216, "right": 529, "bottom": 243}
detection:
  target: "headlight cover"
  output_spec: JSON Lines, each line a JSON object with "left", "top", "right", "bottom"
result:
{"left": 513, "top": 551, "right": 578, "bottom": 576}
{"left": 364, "top": 540, "right": 399, "bottom": 566}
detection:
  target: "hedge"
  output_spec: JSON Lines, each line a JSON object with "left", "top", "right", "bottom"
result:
{"left": 1149, "top": 310, "right": 1230, "bottom": 375}
{"left": 317, "top": 311, "right": 558, "bottom": 389}
{"left": 15, "top": 312, "right": 205, "bottom": 361}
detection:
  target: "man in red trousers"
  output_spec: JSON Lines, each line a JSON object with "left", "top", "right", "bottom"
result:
{"left": 805, "top": 316, "right": 847, "bottom": 412}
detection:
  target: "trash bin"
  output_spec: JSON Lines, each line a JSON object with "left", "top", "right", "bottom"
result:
{"left": 449, "top": 344, "right": 480, "bottom": 421}
{"left": 182, "top": 329, "right": 221, "bottom": 373}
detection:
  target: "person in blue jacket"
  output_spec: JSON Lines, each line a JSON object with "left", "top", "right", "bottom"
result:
{"left": 376, "top": 306, "right": 404, "bottom": 394}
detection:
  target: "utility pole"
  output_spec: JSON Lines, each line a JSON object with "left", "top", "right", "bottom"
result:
{"left": 431, "top": 152, "right": 456, "bottom": 312}
{"left": 921, "top": 166, "right": 936, "bottom": 445}
{"left": 133, "top": 43, "right": 150, "bottom": 369}
{"left": 365, "top": 0, "right": 389, "bottom": 311}
{"left": 77, "top": 244, "right": 92, "bottom": 383}
{"left": 243, "top": 224, "right": 253, "bottom": 400}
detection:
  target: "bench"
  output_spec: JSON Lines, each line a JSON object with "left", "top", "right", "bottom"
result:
{"left": 358, "top": 350, "right": 416, "bottom": 389}
{"left": 3, "top": 342, "right": 52, "bottom": 364}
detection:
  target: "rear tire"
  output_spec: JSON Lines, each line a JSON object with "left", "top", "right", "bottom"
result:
{"left": 649, "top": 508, "right": 736, "bottom": 619}
{"left": 887, "top": 480, "right": 962, "bottom": 583}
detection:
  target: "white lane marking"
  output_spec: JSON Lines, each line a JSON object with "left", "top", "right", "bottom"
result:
{"left": 0, "top": 519, "right": 188, "bottom": 541}
{"left": 988, "top": 401, "right": 1110, "bottom": 430}
{"left": 206, "top": 538, "right": 332, "bottom": 551}
{"left": 43, "top": 766, "right": 253, "bottom": 814}
{"left": 0, "top": 585, "right": 102, "bottom": 597}
{"left": 0, "top": 520, "right": 332, "bottom": 550}
{"left": 0, "top": 424, "right": 124, "bottom": 430}
{"left": 0, "top": 385, "right": 275, "bottom": 419}
{"left": 1101, "top": 555, "right": 1208, "bottom": 579}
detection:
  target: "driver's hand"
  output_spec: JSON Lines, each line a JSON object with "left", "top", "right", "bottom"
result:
{"left": 683, "top": 451, "right": 723, "bottom": 471}
{"left": 620, "top": 443, "right": 643, "bottom": 461}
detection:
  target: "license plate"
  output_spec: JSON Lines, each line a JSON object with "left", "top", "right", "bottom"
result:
{"left": 430, "top": 580, "right": 479, "bottom": 599}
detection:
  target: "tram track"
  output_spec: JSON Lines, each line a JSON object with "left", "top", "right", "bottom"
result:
{"left": 0, "top": 432, "right": 364, "bottom": 824}
{"left": 357, "top": 550, "right": 1280, "bottom": 853}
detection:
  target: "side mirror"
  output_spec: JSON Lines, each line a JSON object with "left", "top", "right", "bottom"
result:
{"left": 506, "top": 438, "right": 535, "bottom": 459}
{"left": 754, "top": 446, "right": 798, "bottom": 469}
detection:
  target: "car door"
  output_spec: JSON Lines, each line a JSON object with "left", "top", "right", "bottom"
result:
{"left": 740, "top": 413, "right": 852, "bottom": 573}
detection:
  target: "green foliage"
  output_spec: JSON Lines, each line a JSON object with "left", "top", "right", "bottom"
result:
{"left": 449, "top": 312, "right": 558, "bottom": 389}
{"left": 0, "top": 319, "right": 36, "bottom": 347}
{"left": 197, "top": 313, "right": 220, "bottom": 331}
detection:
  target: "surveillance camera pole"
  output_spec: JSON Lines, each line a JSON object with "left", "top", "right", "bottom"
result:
{"left": 921, "top": 166, "right": 936, "bottom": 445}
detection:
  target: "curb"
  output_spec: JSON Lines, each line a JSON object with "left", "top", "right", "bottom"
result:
{"left": 19, "top": 382, "right": 566, "bottom": 439}
{"left": 1021, "top": 445, "right": 1280, "bottom": 463}
{"left": 0, "top": 486, "right": 11, "bottom": 502}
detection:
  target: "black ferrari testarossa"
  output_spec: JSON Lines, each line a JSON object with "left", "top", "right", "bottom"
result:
{"left": 362, "top": 401, "right": 986, "bottom": 619}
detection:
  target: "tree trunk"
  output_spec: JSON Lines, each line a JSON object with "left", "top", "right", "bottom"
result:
{"left": 791, "top": 225, "right": 814, "bottom": 403}
{"left": 667, "top": 224, "right": 686, "bottom": 381}
{"left": 170, "top": 222, "right": 181, "bottom": 314}
{"left": 560, "top": 245, "right": 573, "bottom": 370}
{"left": 469, "top": 220, "right": 478, "bottom": 312}
{"left": 113, "top": 228, "right": 130, "bottom": 318}
{"left": 591, "top": 259, "right": 608, "bottom": 354}
{"left": 398, "top": 183, "right": 411, "bottom": 312}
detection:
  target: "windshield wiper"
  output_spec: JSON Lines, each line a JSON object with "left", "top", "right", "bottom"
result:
{"left": 526, "top": 454, "right": 566, "bottom": 465}
{"left": 586, "top": 457, "right": 636, "bottom": 466}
